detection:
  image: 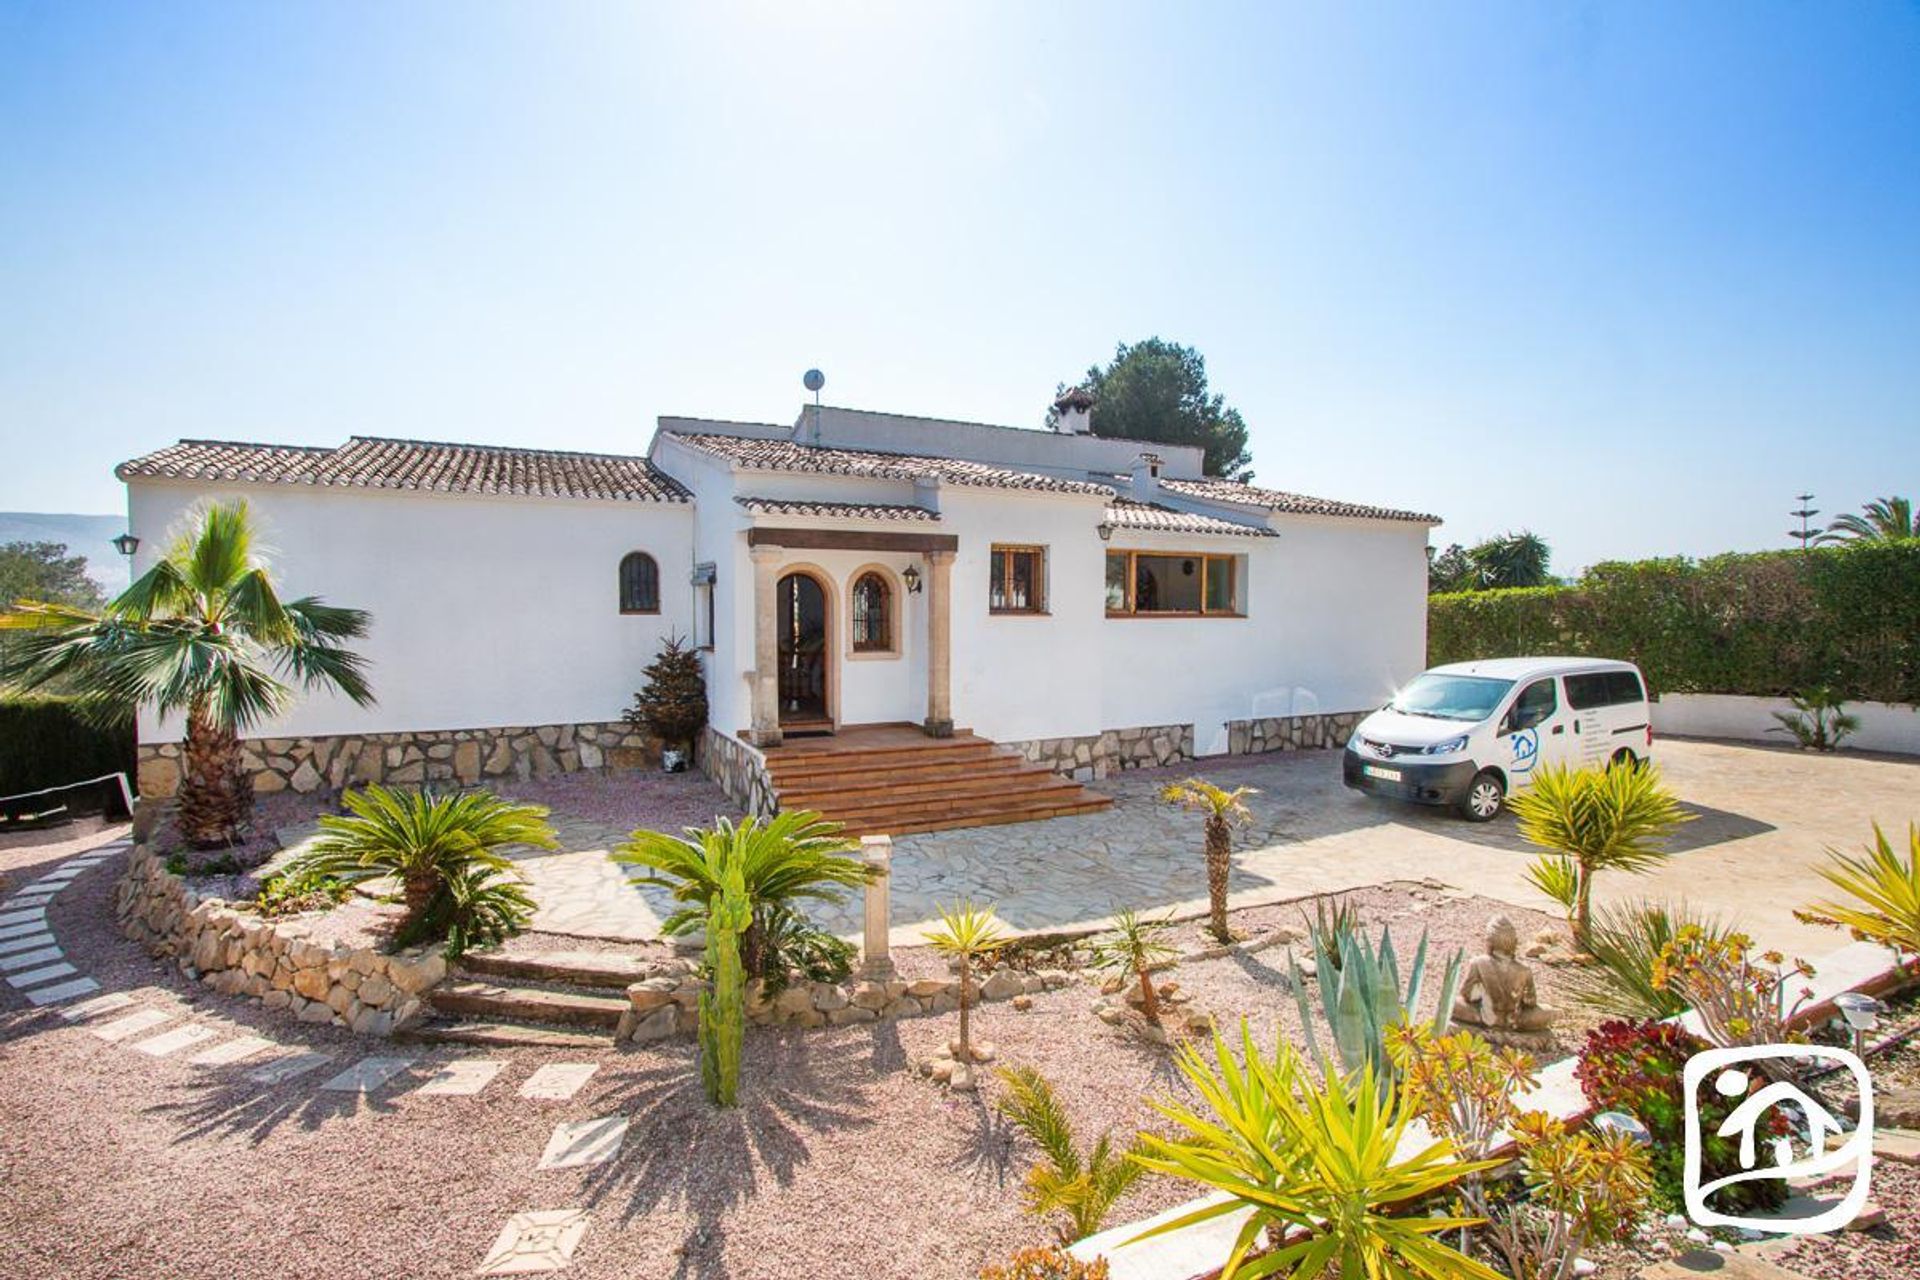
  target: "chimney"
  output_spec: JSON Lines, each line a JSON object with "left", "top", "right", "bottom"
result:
{"left": 1051, "top": 386, "right": 1096, "bottom": 435}
{"left": 1130, "top": 451, "right": 1163, "bottom": 500}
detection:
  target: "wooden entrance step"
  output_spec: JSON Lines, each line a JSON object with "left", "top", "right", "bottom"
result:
{"left": 458, "top": 950, "right": 651, "bottom": 991}
{"left": 427, "top": 979, "right": 627, "bottom": 1030}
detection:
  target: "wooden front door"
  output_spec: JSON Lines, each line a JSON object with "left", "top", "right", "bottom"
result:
{"left": 777, "top": 571, "right": 830, "bottom": 727}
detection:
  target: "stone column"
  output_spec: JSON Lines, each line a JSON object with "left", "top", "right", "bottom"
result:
{"left": 859, "top": 835, "right": 895, "bottom": 980}
{"left": 923, "top": 549, "right": 955, "bottom": 738}
{"left": 749, "top": 545, "right": 784, "bottom": 748}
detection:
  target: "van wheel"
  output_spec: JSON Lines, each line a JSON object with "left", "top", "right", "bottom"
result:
{"left": 1609, "top": 748, "right": 1641, "bottom": 771}
{"left": 1460, "top": 770, "right": 1506, "bottom": 822}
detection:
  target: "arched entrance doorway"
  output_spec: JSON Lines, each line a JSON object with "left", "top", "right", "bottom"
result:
{"left": 777, "top": 570, "right": 831, "bottom": 729}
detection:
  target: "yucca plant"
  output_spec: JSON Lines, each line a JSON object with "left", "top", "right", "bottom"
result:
{"left": 1563, "top": 898, "right": 1733, "bottom": 1019}
{"left": 0, "top": 499, "right": 373, "bottom": 846}
{"left": 1290, "top": 922, "right": 1461, "bottom": 1081}
{"left": 290, "top": 785, "right": 555, "bottom": 949}
{"left": 995, "top": 1065, "right": 1148, "bottom": 1242}
{"left": 1161, "top": 778, "right": 1257, "bottom": 943}
{"left": 1523, "top": 855, "right": 1579, "bottom": 931}
{"left": 925, "top": 899, "right": 1009, "bottom": 1065}
{"left": 616, "top": 811, "right": 871, "bottom": 977}
{"left": 1089, "top": 908, "right": 1178, "bottom": 1025}
{"left": 1131, "top": 1022, "right": 1501, "bottom": 1280}
{"left": 1798, "top": 822, "right": 1920, "bottom": 957}
{"left": 1506, "top": 762, "right": 1692, "bottom": 950}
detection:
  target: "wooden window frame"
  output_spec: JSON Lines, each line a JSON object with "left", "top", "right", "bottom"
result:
{"left": 619, "top": 551, "right": 661, "bottom": 615}
{"left": 848, "top": 568, "right": 897, "bottom": 656}
{"left": 1104, "top": 550, "right": 1244, "bottom": 618}
{"left": 989, "top": 544, "right": 1048, "bottom": 616}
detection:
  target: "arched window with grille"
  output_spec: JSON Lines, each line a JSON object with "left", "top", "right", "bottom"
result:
{"left": 850, "top": 571, "right": 892, "bottom": 652}
{"left": 619, "top": 552, "right": 660, "bottom": 614}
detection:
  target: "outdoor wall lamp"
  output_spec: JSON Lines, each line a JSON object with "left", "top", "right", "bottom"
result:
{"left": 111, "top": 533, "right": 140, "bottom": 558}
{"left": 1097, "top": 522, "right": 1113, "bottom": 541}
{"left": 902, "top": 565, "right": 922, "bottom": 594}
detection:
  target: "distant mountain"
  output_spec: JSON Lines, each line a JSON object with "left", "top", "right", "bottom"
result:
{"left": 0, "top": 512, "right": 131, "bottom": 595}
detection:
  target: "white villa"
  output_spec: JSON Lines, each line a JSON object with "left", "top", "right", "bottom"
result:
{"left": 121, "top": 392, "right": 1438, "bottom": 832}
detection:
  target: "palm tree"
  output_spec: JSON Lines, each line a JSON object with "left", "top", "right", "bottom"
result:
{"left": 1470, "top": 530, "right": 1552, "bottom": 588}
{"left": 1161, "top": 778, "right": 1256, "bottom": 942}
{"left": 925, "top": 899, "right": 1009, "bottom": 1064}
{"left": 1505, "top": 762, "right": 1692, "bottom": 950}
{"left": 616, "top": 811, "right": 872, "bottom": 977}
{"left": 994, "top": 1064, "right": 1148, "bottom": 1242}
{"left": 291, "top": 785, "right": 555, "bottom": 946}
{"left": 1089, "top": 907, "right": 1178, "bottom": 1025}
{"left": 0, "top": 500, "right": 372, "bottom": 847}
{"left": 1817, "top": 496, "right": 1917, "bottom": 544}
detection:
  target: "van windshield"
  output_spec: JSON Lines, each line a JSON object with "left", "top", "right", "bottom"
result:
{"left": 1389, "top": 673, "right": 1515, "bottom": 723}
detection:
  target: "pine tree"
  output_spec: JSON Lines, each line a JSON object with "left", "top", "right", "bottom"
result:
{"left": 624, "top": 635, "right": 708, "bottom": 759}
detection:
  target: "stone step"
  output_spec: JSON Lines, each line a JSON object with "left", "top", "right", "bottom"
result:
{"left": 779, "top": 765, "right": 1078, "bottom": 810}
{"left": 459, "top": 950, "right": 654, "bottom": 991}
{"left": 394, "top": 1018, "right": 614, "bottom": 1050}
{"left": 428, "top": 980, "right": 627, "bottom": 1029}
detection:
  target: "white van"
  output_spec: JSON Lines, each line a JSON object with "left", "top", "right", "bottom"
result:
{"left": 1342, "top": 656, "right": 1653, "bottom": 821}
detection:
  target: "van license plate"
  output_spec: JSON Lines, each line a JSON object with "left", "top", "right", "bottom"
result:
{"left": 1363, "top": 766, "right": 1402, "bottom": 782}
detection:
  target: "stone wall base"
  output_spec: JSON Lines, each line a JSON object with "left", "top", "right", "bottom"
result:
{"left": 1225, "top": 710, "right": 1365, "bottom": 755}
{"left": 1007, "top": 723, "right": 1194, "bottom": 782}
{"left": 114, "top": 842, "right": 446, "bottom": 1037}
{"left": 136, "top": 719, "right": 660, "bottom": 799}
{"left": 698, "top": 725, "right": 776, "bottom": 816}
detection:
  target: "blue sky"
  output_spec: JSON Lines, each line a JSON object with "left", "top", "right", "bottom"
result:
{"left": 2, "top": 1, "right": 1916, "bottom": 572}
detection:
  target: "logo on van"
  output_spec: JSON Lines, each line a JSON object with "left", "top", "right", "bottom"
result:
{"left": 1507, "top": 728, "right": 1539, "bottom": 775}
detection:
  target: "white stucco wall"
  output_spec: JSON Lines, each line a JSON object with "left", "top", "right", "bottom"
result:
{"left": 126, "top": 480, "right": 695, "bottom": 743}
{"left": 1653, "top": 694, "right": 1920, "bottom": 756}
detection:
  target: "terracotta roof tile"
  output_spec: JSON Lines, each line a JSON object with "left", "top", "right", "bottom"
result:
{"left": 667, "top": 432, "right": 1114, "bottom": 497}
{"left": 735, "top": 496, "right": 939, "bottom": 522}
{"left": 117, "top": 437, "right": 690, "bottom": 503}
{"left": 1104, "top": 497, "right": 1276, "bottom": 538}
{"left": 1158, "top": 477, "right": 1438, "bottom": 524}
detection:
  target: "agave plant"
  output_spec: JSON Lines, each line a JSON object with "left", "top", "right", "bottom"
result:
{"left": 1131, "top": 1022, "right": 1500, "bottom": 1280}
{"left": 1798, "top": 821, "right": 1920, "bottom": 957}
{"left": 1301, "top": 895, "right": 1361, "bottom": 972}
{"left": 616, "top": 811, "right": 871, "bottom": 977}
{"left": 995, "top": 1064, "right": 1147, "bottom": 1242}
{"left": 1289, "top": 922, "right": 1461, "bottom": 1081}
{"left": 1088, "top": 907, "right": 1178, "bottom": 1024}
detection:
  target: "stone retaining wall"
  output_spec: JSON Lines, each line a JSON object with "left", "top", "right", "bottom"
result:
{"left": 1225, "top": 709, "right": 1366, "bottom": 755}
{"left": 136, "top": 720, "right": 660, "bottom": 799}
{"left": 1007, "top": 722, "right": 1194, "bottom": 782}
{"left": 619, "top": 958, "right": 1075, "bottom": 1044}
{"left": 114, "top": 842, "right": 446, "bottom": 1037}
{"left": 698, "top": 725, "right": 776, "bottom": 817}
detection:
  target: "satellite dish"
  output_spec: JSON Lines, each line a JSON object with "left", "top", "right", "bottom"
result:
{"left": 803, "top": 369, "right": 825, "bottom": 393}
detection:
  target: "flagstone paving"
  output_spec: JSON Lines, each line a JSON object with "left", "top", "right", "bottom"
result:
{"left": 132, "top": 1024, "right": 219, "bottom": 1057}
{"left": 519, "top": 1063, "right": 598, "bottom": 1100}
{"left": 536, "top": 1116, "right": 628, "bottom": 1170}
{"left": 249, "top": 1051, "right": 336, "bottom": 1084}
{"left": 478, "top": 1209, "right": 591, "bottom": 1276}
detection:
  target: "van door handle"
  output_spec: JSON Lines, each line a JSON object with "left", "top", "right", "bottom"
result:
{"left": 1552, "top": 725, "right": 1564, "bottom": 735}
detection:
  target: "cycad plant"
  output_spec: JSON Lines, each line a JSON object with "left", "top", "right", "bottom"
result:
{"left": 1131, "top": 1022, "right": 1500, "bottom": 1280}
{"left": 0, "top": 500, "right": 373, "bottom": 846}
{"left": 616, "top": 811, "right": 871, "bottom": 977}
{"left": 925, "top": 899, "right": 1009, "bottom": 1064}
{"left": 1798, "top": 822, "right": 1920, "bottom": 957}
{"left": 995, "top": 1065, "right": 1147, "bottom": 1242}
{"left": 291, "top": 785, "right": 555, "bottom": 950}
{"left": 1506, "top": 762, "right": 1692, "bottom": 950}
{"left": 1160, "top": 777, "right": 1256, "bottom": 943}
{"left": 1290, "top": 922, "right": 1461, "bottom": 1081}
{"left": 1089, "top": 908, "right": 1178, "bottom": 1025}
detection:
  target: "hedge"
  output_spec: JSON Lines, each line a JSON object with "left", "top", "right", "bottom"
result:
{"left": 1428, "top": 542, "right": 1920, "bottom": 704}
{"left": 0, "top": 695, "right": 136, "bottom": 797}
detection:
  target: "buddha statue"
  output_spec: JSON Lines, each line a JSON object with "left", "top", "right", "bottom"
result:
{"left": 1453, "top": 914, "right": 1559, "bottom": 1045}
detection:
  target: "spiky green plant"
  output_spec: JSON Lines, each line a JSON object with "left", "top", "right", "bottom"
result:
{"left": 1289, "top": 923, "right": 1461, "bottom": 1081}
{"left": 925, "top": 900, "right": 1009, "bottom": 1064}
{"left": 1563, "top": 898, "right": 1734, "bottom": 1019}
{"left": 616, "top": 811, "right": 871, "bottom": 976}
{"left": 1161, "top": 778, "right": 1257, "bottom": 942}
{"left": 995, "top": 1065, "right": 1148, "bottom": 1242}
{"left": 0, "top": 499, "right": 373, "bottom": 846}
{"left": 419, "top": 859, "right": 538, "bottom": 959}
{"left": 1130, "top": 1022, "right": 1501, "bottom": 1280}
{"left": 1506, "top": 762, "right": 1692, "bottom": 949}
{"left": 1523, "top": 854, "right": 1580, "bottom": 929}
{"left": 700, "top": 851, "right": 750, "bottom": 1108}
{"left": 1301, "top": 895, "right": 1361, "bottom": 972}
{"left": 1088, "top": 908, "right": 1178, "bottom": 1025}
{"left": 1798, "top": 822, "right": 1920, "bottom": 957}
{"left": 1767, "top": 688, "right": 1860, "bottom": 751}
{"left": 290, "top": 785, "right": 554, "bottom": 947}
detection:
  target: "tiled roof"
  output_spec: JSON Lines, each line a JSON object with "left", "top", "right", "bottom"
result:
{"left": 735, "top": 496, "right": 939, "bottom": 522}
{"left": 117, "top": 437, "right": 691, "bottom": 503}
{"left": 1158, "top": 477, "right": 1439, "bottom": 524}
{"left": 666, "top": 432, "right": 1114, "bottom": 497}
{"left": 1104, "top": 497, "right": 1276, "bottom": 538}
